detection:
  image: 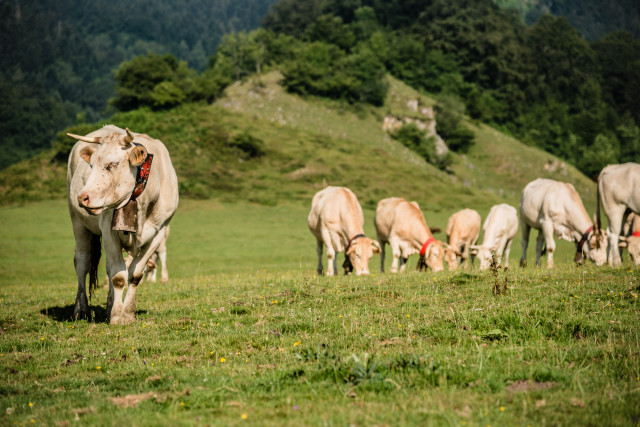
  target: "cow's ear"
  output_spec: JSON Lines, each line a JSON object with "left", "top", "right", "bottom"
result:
{"left": 346, "top": 243, "right": 357, "bottom": 256}
{"left": 79, "top": 146, "right": 96, "bottom": 164}
{"left": 371, "top": 240, "right": 381, "bottom": 254}
{"left": 129, "top": 145, "right": 148, "bottom": 166}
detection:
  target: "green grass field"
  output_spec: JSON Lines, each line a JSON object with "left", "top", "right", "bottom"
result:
{"left": 1, "top": 199, "right": 639, "bottom": 426}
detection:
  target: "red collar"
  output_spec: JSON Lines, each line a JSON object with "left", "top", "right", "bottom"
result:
{"left": 632, "top": 231, "right": 640, "bottom": 238}
{"left": 131, "top": 152, "right": 153, "bottom": 201}
{"left": 420, "top": 237, "right": 436, "bottom": 257}
{"left": 576, "top": 226, "right": 594, "bottom": 252}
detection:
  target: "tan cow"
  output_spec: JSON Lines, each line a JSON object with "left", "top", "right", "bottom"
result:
{"left": 519, "top": 178, "right": 606, "bottom": 268}
{"left": 618, "top": 212, "right": 640, "bottom": 265}
{"left": 445, "top": 209, "right": 481, "bottom": 270}
{"left": 596, "top": 163, "right": 640, "bottom": 266}
{"left": 470, "top": 204, "right": 518, "bottom": 270}
{"left": 67, "top": 125, "right": 179, "bottom": 324}
{"left": 374, "top": 197, "right": 444, "bottom": 273}
{"left": 308, "top": 187, "right": 380, "bottom": 276}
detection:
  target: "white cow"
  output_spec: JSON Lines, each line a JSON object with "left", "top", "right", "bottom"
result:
{"left": 308, "top": 187, "right": 380, "bottom": 276}
{"left": 374, "top": 197, "right": 444, "bottom": 273}
{"left": 445, "top": 209, "right": 481, "bottom": 270}
{"left": 618, "top": 212, "right": 640, "bottom": 265}
{"left": 67, "top": 125, "right": 179, "bottom": 324}
{"left": 470, "top": 204, "right": 518, "bottom": 270}
{"left": 597, "top": 163, "right": 640, "bottom": 266}
{"left": 519, "top": 178, "right": 606, "bottom": 268}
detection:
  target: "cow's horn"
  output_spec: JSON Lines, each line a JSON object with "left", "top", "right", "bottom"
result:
{"left": 123, "top": 128, "right": 134, "bottom": 144}
{"left": 67, "top": 133, "right": 101, "bottom": 143}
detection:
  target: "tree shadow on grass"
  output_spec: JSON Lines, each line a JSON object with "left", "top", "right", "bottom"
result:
{"left": 40, "top": 305, "right": 147, "bottom": 323}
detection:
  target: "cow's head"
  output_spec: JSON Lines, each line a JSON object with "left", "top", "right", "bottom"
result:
{"left": 620, "top": 236, "right": 640, "bottom": 265}
{"left": 582, "top": 227, "right": 608, "bottom": 266}
{"left": 422, "top": 240, "right": 444, "bottom": 272}
{"left": 444, "top": 244, "right": 462, "bottom": 270}
{"left": 470, "top": 245, "right": 494, "bottom": 270}
{"left": 69, "top": 129, "right": 147, "bottom": 216}
{"left": 345, "top": 237, "right": 381, "bottom": 276}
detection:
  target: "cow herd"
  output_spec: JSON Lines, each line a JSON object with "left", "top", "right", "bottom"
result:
{"left": 308, "top": 174, "right": 640, "bottom": 277}
{"left": 65, "top": 126, "right": 640, "bottom": 324}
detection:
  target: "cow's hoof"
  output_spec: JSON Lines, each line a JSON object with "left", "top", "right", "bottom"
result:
{"left": 110, "top": 314, "right": 135, "bottom": 326}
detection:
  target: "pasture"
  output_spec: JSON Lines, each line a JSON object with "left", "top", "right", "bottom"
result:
{"left": 1, "top": 199, "right": 639, "bottom": 425}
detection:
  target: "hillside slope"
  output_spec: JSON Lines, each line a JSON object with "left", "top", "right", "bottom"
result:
{"left": 0, "top": 71, "right": 596, "bottom": 214}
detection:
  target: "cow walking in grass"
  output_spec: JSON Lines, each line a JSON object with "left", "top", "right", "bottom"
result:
{"left": 519, "top": 178, "right": 606, "bottom": 268}
{"left": 596, "top": 163, "right": 640, "bottom": 266}
{"left": 308, "top": 186, "right": 380, "bottom": 276}
{"left": 67, "top": 125, "right": 178, "bottom": 324}
{"left": 445, "top": 208, "right": 481, "bottom": 270}
{"left": 470, "top": 204, "right": 518, "bottom": 270}
{"left": 374, "top": 197, "right": 444, "bottom": 273}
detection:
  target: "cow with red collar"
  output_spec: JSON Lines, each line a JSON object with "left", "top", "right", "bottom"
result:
{"left": 67, "top": 125, "right": 178, "bottom": 324}
{"left": 618, "top": 212, "right": 640, "bottom": 265}
{"left": 445, "top": 208, "right": 481, "bottom": 270}
{"left": 374, "top": 197, "right": 444, "bottom": 273}
{"left": 596, "top": 163, "right": 640, "bottom": 266}
{"left": 519, "top": 178, "right": 606, "bottom": 268}
{"left": 308, "top": 186, "right": 380, "bottom": 276}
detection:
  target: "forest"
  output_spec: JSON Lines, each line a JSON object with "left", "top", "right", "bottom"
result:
{"left": 1, "top": 0, "right": 640, "bottom": 178}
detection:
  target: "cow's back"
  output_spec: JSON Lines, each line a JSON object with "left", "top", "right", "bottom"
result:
{"left": 308, "top": 187, "right": 363, "bottom": 239}
{"left": 376, "top": 198, "right": 427, "bottom": 241}
{"left": 484, "top": 204, "right": 518, "bottom": 241}
{"left": 447, "top": 209, "right": 481, "bottom": 242}
{"left": 599, "top": 163, "right": 640, "bottom": 208}
{"left": 520, "top": 179, "right": 579, "bottom": 224}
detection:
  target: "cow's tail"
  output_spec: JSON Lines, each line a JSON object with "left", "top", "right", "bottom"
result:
{"left": 88, "top": 234, "right": 102, "bottom": 301}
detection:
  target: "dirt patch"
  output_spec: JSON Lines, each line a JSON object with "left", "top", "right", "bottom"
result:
{"left": 505, "top": 380, "right": 557, "bottom": 392}
{"left": 109, "top": 392, "right": 157, "bottom": 408}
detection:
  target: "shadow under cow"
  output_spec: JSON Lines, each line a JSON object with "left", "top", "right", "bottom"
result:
{"left": 40, "top": 305, "right": 147, "bottom": 323}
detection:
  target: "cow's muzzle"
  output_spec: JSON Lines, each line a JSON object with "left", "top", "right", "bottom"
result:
{"left": 77, "top": 192, "right": 102, "bottom": 215}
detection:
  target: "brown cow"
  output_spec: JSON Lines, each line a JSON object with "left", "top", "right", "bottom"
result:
{"left": 445, "top": 209, "right": 481, "bottom": 270}
{"left": 308, "top": 187, "right": 380, "bottom": 276}
{"left": 374, "top": 197, "right": 444, "bottom": 273}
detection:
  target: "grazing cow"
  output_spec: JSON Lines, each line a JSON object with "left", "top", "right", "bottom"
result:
{"left": 143, "top": 225, "right": 170, "bottom": 283}
{"left": 445, "top": 209, "right": 481, "bottom": 270}
{"left": 374, "top": 197, "right": 444, "bottom": 273}
{"left": 67, "top": 125, "right": 179, "bottom": 324}
{"left": 618, "top": 212, "right": 640, "bottom": 265}
{"left": 308, "top": 187, "right": 380, "bottom": 276}
{"left": 519, "top": 178, "right": 606, "bottom": 268}
{"left": 596, "top": 163, "right": 640, "bottom": 266}
{"left": 470, "top": 204, "right": 518, "bottom": 270}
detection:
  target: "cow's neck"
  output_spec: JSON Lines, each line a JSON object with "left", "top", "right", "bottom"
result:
{"left": 342, "top": 225, "right": 365, "bottom": 246}
{"left": 567, "top": 209, "right": 593, "bottom": 242}
{"left": 412, "top": 224, "right": 432, "bottom": 250}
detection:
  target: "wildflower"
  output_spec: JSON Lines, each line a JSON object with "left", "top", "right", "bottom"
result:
{"left": 294, "top": 341, "right": 301, "bottom": 346}
{"left": 500, "top": 406, "right": 505, "bottom": 412}
{"left": 220, "top": 357, "right": 226, "bottom": 363}
{"left": 28, "top": 403, "right": 34, "bottom": 407}
{"left": 241, "top": 414, "right": 248, "bottom": 420}
{"left": 40, "top": 338, "right": 44, "bottom": 341}
{"left": 96, "top": 366, "right": 102, "bottom": 370}
{"left": 406, "top": 314, "right": 410, "bottom": 318}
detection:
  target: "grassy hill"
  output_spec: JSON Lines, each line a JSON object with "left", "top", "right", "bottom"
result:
{"left": 0, "top": 70, "right": 596, "bottom": 217}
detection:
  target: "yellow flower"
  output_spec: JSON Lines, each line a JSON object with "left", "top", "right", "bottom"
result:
{"left": 294, "top": 341, "right": 301, "bottom": 346}
{"left": 96, "top": 366, "right": 102, "bottom": 370}
{"left": 241, "top": 414, "right": 248, "bottom": 420}
{"left": 28, "top": 402, "right": 34, "bottom": 407}
{"left": 500, "top": 406, "right": 505, "bottom": 412}
{"left": 220, "top": 357, "right": 226, "bottom": 363}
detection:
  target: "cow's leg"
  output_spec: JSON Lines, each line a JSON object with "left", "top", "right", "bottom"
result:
{"left": 606, "top": 207, "right": 625, "bottom": 266}
{"left": 315, "top": 240, "right": 324, "bottom": 275}
{"left": 158, "top": 246, "right": 168, "bottom": 284}
{"left": 541, "top": 221, "right": 556, "bottom": 268}
{"left": 123, "top": 226, "right": 168, "bottom": 324}
{"left": 325, "top": 246, "right": 336, "bottom": 276}
{"left": 461, "top": 243, "right": 470, "bottom": 269}
{"left": 379, "top": 240, "right": 386, "bottom": 273}
{"left": 389, "top": 241, "right": 401, "bottom": 273}
{"left": 99, "top": 217, "right": 128, "bottom": 325}
{"left": 71, "top": 222, "right": 94, "bottom": 320}
{"left": 520, "top": 222, "right": 531, "bottom": 267}
{"left": 399, "top": 254, "right": 408, "bottom": 273}
{"left": 144, "top": 253, "right": 157, "bottom": 283}
{"left": 535, "top": 229, "right": 545, "bottom": 267}
{"left": 503, "top": 239, "right": 514, "bottom": 267}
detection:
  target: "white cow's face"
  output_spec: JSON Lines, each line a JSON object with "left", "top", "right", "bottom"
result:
{"left": 425, "top": 241, "right": 444, "bottom": 273}
{"left": 76, "top": 132, "right": 147, "bottom": 215}
{"left": 476, "top": 247, "right": 493, "bottom": 271}
{"left": 627, "top": 237, "right": 640, "bottom": 265}
{"left": 346, "top": 237, "right": 381, "bottom": 276}
{"left": 444, "top": 248, "right": 459, "bottom": 270}
{"left": 585, "top": 230, "right": 608, "bottom": 266}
